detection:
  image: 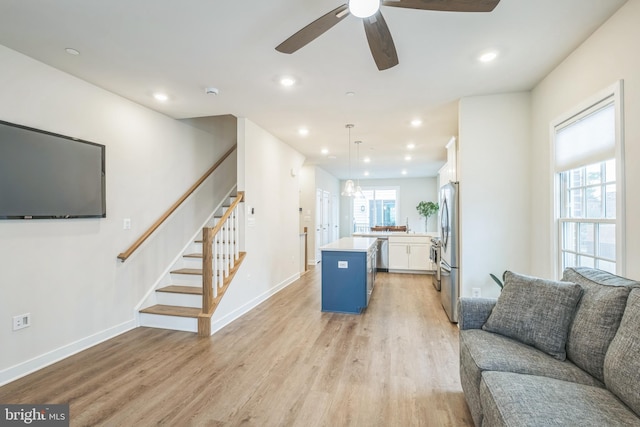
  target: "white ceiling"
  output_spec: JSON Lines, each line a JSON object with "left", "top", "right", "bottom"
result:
{"left": 0, "top": 0, "right": 627, "bottom": 179}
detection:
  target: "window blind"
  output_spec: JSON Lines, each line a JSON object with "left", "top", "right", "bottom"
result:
{"left": 555, "top": 100, "right": 615, "bottom": 172}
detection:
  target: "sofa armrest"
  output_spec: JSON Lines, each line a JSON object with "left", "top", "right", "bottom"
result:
{"left": 458, "top": 297, "right": 497, "bottom": 330}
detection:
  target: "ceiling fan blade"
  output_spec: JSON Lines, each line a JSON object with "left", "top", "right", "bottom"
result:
{"left": 382, "top": 0, "right": 500, "bottom": 12}
{"left": 363, "top": 11, "right": 399, "bottom": 71}
{"left": 276, "top": 4, "right": 350, "bottom": 54}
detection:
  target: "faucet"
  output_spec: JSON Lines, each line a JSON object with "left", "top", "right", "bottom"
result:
{"left": 406, "top": 217, "right": 410, "bottom": 233}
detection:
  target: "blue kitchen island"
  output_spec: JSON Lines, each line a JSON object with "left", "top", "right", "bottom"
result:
{"left": 320, "top": 237, "right": 377, "bottom": 314}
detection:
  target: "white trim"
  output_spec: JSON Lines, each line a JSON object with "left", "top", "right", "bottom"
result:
{"left": 614, "top": 81, "right": 626, "bottom": 277}
{"left": 208, "top": 272, "right": 300, "bottom": 336}
{"left": 550, "top": 80, "right": 625, "bottom": 278}
{"left": 0, "top": 319, "right": 136, "bottom": 387}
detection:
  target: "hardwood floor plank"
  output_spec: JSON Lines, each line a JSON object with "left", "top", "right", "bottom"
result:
{"left": 0, "top": 267, "right": 473, "bottom": 426}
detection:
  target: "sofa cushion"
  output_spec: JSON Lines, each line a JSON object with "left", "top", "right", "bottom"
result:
{"left": 562, "top": 267, "right": 637, "bottom": 382}
{"left": 458, "top": 297, "right": 497, "bottom": 330}
{"left": 604, "top": 288, "right": 640, "bottom": 417}
{"left": 459, "top": 329, "right": 602, "bottom": 427}
{"left": 480, "top": 371, "right": 639, "bottom": 427}
{"left": 482, "top": 271, "right": 583, "bottom": 360}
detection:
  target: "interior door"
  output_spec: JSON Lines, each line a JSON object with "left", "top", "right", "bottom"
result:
{"left": 331, "top": 194, "right": 339, "bottom": 242}
{"left": 322, "top": 191, "right": 330, "bottom": 247}
{"left": 315, "top": 189, "right": 322, "bottom": 262}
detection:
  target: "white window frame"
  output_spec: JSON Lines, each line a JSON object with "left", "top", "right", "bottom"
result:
{"left": 353, "top": 186, "right": 400, "bottom": 231}
{"left": 550, "top": 81, "right": 625, "bottom": 278}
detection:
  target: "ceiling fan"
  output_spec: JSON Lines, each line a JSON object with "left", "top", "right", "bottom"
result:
{"left": 276, "top": 0, "right": 500, "bottom": 71}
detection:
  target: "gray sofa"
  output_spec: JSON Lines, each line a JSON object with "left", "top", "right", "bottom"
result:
{"left": 458, "top": 267, "right": 640, "bottom": 426}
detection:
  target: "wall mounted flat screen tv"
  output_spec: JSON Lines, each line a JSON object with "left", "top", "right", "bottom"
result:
{"left": 0, "top": 120, "right": 106, "bottom": 219}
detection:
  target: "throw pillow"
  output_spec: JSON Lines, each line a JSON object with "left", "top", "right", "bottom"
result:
{"left": 604, "top": 289, "right": 640, "bottom": 416}
{"left": 482, "top": 271, "right": 583, "bottom": 360}
{"left": 563, "top": 267, "right": 636, "bottom": 382}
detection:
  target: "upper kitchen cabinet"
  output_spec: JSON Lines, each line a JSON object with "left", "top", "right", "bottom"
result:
{"left": 439, "top": 137, "right": 458, "bottom": 186}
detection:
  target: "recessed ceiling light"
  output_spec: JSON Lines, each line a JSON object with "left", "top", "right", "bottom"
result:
{"left": 410, "top": 119, "right": 422, "bottom": 127}
{"left": 321, "top": 148, "right": 329, "bottom": 155}
{"left": 345, "top": 91, "right": 356, "bottom": 97}
{"left": 364, "top": 171, "right": 370, "bottom": 177}
{"left": 280, "top": 76, "right": 296, "bottom": 87}
{"left": 363, "top": 157, "right": 371, "bottom": 163}
{"left": 298, "top": 128, "right": 309, "bottom": 136}
{"left": 407, "top": 143, "right": 415, "bottom": 149}
{"left": 65, "top": 48, "right": 80, "bottom": 56}
{"left": 153, "top": 93, "right": 169, "bottom": 102}
{"left": 479, "top": 51, "right": 499, "bottom": 63}
{"left": 405, "top": 155, "right": 412, "bottom": 161}
{"left": 401, "top": 169, "right": 408, "bottom": 175}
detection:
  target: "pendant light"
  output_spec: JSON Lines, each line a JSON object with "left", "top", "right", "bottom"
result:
{"left": 341, "top": 124, "right": 356, "bottom": 197}
{"left": 354, "top": 140, "right": 365, "bottom": 199}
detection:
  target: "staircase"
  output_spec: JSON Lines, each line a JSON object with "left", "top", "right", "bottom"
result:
{"left": 138, "top": 191, "right": 245, "bottom": 336}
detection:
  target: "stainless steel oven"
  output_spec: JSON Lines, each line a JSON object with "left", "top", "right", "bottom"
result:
{"left": 430, "top": 238, "right": 441, "bottom": 291}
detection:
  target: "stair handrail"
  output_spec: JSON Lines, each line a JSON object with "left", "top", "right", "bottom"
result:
{"left": 117, "top": 144, "right": 237, "bottom": 262}
{"left": 201, "top": 191, "right": 244, "bottom": 317}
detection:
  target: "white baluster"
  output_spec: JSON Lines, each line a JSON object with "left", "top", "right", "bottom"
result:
{"left": 230, "top": 207, "right": 236, "bottom": 269}
{"left": 213, "top": 233, "right": 219, "bottom": 298}
{"left": 234, "top": 204, "right": 239, "bottom": 260}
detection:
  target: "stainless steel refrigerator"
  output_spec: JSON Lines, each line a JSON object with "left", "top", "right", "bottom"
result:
{"left": 440, "top": 182, "right": 459, "bottom": 323}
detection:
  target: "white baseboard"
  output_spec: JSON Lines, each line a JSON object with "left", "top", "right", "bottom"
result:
{"left": 209, "top": 272, "right": 300, "bottom": 336}
{"left": 0, "top": 319, "right": 136, "bottom": 387}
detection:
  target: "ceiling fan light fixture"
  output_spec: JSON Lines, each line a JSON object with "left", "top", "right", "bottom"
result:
{"left": 349, "top": 0, "right": 380, "bottom": 18}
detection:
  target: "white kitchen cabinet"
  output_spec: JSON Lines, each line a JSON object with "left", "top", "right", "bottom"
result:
{"left": 439, "top": 137, "right": 458, "bottom": 187}
{"left": 388, "top": 235, "right": 432, "bottom": 272}
{"left": 389, "top": 243, "right": 410, "bottom": 269}
{"left": 408, "top": 242, "right": 431, "bottom": 270}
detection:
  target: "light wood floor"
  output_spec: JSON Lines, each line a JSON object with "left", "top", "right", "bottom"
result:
{"left": 0, "top": 268, "right": 473, "bottom": 427}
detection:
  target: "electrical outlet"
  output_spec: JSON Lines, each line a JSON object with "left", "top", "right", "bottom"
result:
{"left": 472, "top": 288, "right": 481, "bottom": 298}
{"left": 123, "top": 218, "right": 131, "bottom": 230}
{"left": 13, "top": 313, "right": 31, "bottom": 331}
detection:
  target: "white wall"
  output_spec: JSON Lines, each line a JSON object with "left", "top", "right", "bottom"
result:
{"left": 209, "top": 118, "right": 306, "bottom": 332}
{"left": 339, "top": 177, "right": 438, "bottom": 237}
{"left": 299, "top": 164, "right": 315, "bottom": 236}
{"left": 530, "top": 0, "right": 640, "bottom": 280}
{"left": 458, "top": 93, "right": 531, "bottom": 298}
{"left": 0, "top": 45, "right": 237, "bottom": 384}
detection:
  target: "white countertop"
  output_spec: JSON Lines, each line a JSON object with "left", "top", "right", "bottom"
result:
{"left": 320, "top": 237, "right": 377, "bottom": 252}
{"left": 353, "top": 232, "right": 439, "bottom": 238}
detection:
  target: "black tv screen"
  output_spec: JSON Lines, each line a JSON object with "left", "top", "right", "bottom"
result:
{"left": 0, "top": 120, "right": 106, "bottom": 219}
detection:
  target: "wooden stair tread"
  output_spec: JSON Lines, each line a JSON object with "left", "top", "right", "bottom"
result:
{"left": 140, "top": 305, "right": 200, "bottom": 318}
{"left": 183, "top": 253, "right": 235, "bottom": 259}
{"left": 157, "top": 285, "right": 202, "bottom": 295}
{"left": 170, "top": 268, "right": 202, "bottom": 275}
{"left": 184, "top": 253, "right": 203, "bottom": 258}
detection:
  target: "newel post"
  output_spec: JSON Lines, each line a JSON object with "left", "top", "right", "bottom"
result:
{"left": 202, "top": 227, "right": 214, "bottom": 313}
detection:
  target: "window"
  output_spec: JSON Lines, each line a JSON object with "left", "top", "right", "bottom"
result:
{"left": 553, "top": 82, "right": 624, "bottom": 277}
{"left": 558, "top": 160, "right": 616, "bottom": 273}
{"left": 353, "top": 188, "right": 398, "bottom": 232}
